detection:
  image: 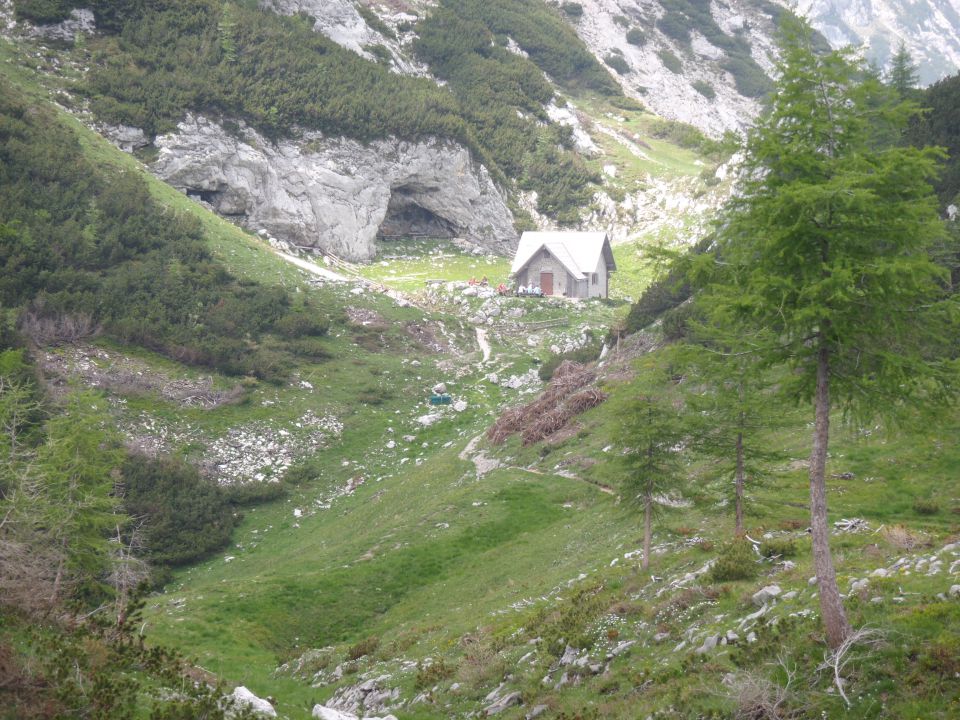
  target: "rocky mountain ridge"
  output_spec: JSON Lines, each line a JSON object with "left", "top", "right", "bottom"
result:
{"left": 792, "top": 0, "right": 960, "bottom": 84}
{"left": 561, "top": 0, "right": 784, "bottom": 138}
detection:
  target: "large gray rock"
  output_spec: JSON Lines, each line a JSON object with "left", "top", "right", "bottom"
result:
{"left": 311, "top": 707, "right": 397, "bottom": 720}
{"left": 230, "top": 686, "right": 277, "bottom": 717}
{"left": 752, "top": 584, "right": 782, "bottom": 606}
{"left": 22, "top": 7, "right": 95, "bottom": 41}
{"left": 484, "top": 691, "right": 522, "bottom": 716}
{"left": 152, "top": 115, "right": 516, "bottom": 262}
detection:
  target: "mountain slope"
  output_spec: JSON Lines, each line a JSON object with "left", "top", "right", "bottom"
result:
{"left": 560, "top": 0, "right": 788, "bottom": 137}
{"left": 793, "top": 0, "right": 960, "bottom": 84}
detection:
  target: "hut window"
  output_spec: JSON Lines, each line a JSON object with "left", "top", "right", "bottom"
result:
{"left": 591, "top": 273, "right": 598, "bottom": 285}
{"left": 542, "top": 249, "right": 549, "bottom": 259}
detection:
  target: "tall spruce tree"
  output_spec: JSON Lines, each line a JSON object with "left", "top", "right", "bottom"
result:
{"left": 888, "top": 40, "right": 919, "bottom": 98}
{"left": 703, "top": 18, "right": 954, "bottom": 648}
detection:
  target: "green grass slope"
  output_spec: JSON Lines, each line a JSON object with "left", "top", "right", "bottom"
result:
{"left": 5, "top": 22, "right": 959, "bottom": 720}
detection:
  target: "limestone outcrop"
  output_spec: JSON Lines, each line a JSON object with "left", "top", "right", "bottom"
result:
{"left": 151, "top": 115, "right": 517, "bottom": 262}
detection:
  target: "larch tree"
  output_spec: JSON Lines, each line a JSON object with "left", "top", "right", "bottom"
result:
{"left": 888, "top": 40, "right": 919, "bottom": 98}
{"left": 618, "top": 354, "right": 691, "bottom": 572}
{"left": 703, "top": 18, "right": 955, "bottom": 648}
{"left": 675, "top": 330, "right": 784, "bottom": 537}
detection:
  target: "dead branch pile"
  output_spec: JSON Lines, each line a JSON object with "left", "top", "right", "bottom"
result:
{"left": 19, "top": 310, "right": 100, "bottom": 346}
{"left": 564, "top": 387, "right": 607, "bottom": 414}
{"left": 488, "top": 361, "right": 607, "bottom": 446}
{"left": 487, "top": 406, "right": 525, "bottom": 445}
{"left": 521, "top": 406, "right": 570, "bottom": 446}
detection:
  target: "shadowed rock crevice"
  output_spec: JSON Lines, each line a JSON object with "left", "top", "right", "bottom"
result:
{"left": 378, "top": 187, "right": 459, "bottom": 239}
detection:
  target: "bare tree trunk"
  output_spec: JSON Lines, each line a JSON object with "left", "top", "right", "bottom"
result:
{"left": 51, "top": 552, "right": 64, "bottom": 605}
{"left": 809, "top": 343, "right": 851, "bottom": 649}
{"left": 642, "top": 443, "right": 653, "bottom": 572}
{"left": 735, "top": 429, "right": 745, "bottom": 536}
{"left": 642, "top": 492, "right": 651, "bottom": 572}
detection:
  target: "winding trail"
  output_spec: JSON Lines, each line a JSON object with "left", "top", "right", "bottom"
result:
{"left": 275, "top": 250, "right": 348, "bottom": 282}
{"left": 476, "top": 327, "right": 491, "bottom": 364}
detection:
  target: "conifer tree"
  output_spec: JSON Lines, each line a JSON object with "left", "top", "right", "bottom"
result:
{"left": 677, "top": 332, "right": 783, "bottom": 537}
{"left": 888, "top": 40, "right": 919, "bottom": 97}
{"left": 618, "top": 355, "right": 691, "bottom": 571}
{"left": 702, "top": 18, "right": 954, "bottom": 648}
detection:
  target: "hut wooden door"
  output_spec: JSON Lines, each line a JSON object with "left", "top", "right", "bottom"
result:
{"left": 540, "top": 272, "right": 553, "bottom": 296}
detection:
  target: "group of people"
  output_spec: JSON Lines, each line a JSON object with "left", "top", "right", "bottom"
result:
{"left": 466, "top": 275, "right": 542, "bottom": 296}
{"left": 516, "top": 284, "right": 544, "bottom": 297}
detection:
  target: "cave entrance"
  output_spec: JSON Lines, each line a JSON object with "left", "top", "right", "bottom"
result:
{"left": 377, "top": 186, "right": 458, "bottom": 242}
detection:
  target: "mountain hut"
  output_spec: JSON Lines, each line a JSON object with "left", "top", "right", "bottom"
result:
{"left": 510, "top": 231, "right": 616, "bottom": 299}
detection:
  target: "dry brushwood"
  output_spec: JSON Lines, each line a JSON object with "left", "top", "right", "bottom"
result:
{"left": 564, "top": 387, "right": 608, "bottom": 414}
{"left": 814, "top": 627, "right": 883, "bottom": 708}
{"left": 487, "top": 407, "right": 526, "bottom": 444}
{"left": 488, "top": 362, "right": 603, "bottom": 445}
{"left": 19, "top": 310, "right": 100, "bottom": 346}
{"left": 725, "top": 655, "right": 802, "bottom": 719}
{"left": 521, "top": 406, "right": 570, "bottom": 446}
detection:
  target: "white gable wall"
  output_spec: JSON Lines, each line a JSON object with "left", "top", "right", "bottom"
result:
{"left": 515, "top": 249, "right": 580, "bottom": 297}
{"left": 588, "top": 255, "right": 608, "bottom": 298}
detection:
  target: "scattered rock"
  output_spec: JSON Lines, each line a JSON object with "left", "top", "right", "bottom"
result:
{"left": 558, "top": 645, "right": 578, "bottom": 666}
{"left": 433, "top": 382, "right": 448, "bottom": 394}
{"left": 484, "top": 691, "right": 522, "bottom": 716}
{"left": 323, "top": 675, "right": 399, "bottom": 717}
{"left": 695, "top": 635, "right": 720, "bottom": 654}
{"left": 610, "top": 640, "right": 636, "bottom": 657}
{"left": 230, "top": 687, "right": 277, "bottom": 717}
{"left": 752, "top": 585, "right": 782, "bottom": 606}
{"left": 453, "top": 400, "right": 468, "bottom": 412}
{"left": 311, "top": 707, "right": 398, "bottom": 720}
{"left": 949, "top": 585, "right": 960, "bottom": 598}
{"left": 526, "top": 705, "right": 549, "bottom": 720}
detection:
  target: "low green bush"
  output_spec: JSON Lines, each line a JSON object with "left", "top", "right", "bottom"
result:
{"left": 913, "top": 498, "right": 940, "bottom": 515}
{"left": 224, "top": 479, "right": 288, "bottom": 506}
{"left": 346, "top": 635, "right": 380, "bottom": 661}
{"left": 658, "top": 49, "right": 683, "bottom": 74}
{"left": 692, "top": 79, "right": 716, "bottom": 99}
{"left": 626, "top": 28, "right": 646, "bottom": 46}
{"left": 759, "top": 537, "right": 798, "bottom": 559}
{"left": 708, "top": 538, "right": 758, "bottom": 582}
{"left": 604, "top": 54, "right": 631, "bottom": 75}
{"left": 122, "top": 455, "right": 236, "bottom": 567}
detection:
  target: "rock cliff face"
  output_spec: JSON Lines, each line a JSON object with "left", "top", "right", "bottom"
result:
{"left": 151, "top": 115, "right": 517, "bottom": 262}
{"left": 562, "top": 0, "right": 783, "bottom": 137}
{"left": 792, "top": 0, "right": 960, "bottom": 85}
